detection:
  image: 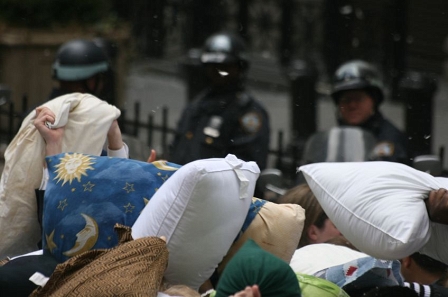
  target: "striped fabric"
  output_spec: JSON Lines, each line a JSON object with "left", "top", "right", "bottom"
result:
{"left": 404, "top": 282, "right": 432, "bottom": 297}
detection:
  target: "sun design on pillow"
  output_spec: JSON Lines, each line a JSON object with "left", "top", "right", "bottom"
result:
{"left": 54, "top": 153, "right": 95, "bottom": 186}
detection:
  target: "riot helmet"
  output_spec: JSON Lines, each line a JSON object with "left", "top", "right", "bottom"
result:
{"left": 331, "top": 60, "right": 384, "bottom": 106}
{"left": 200, "top": 32, "right": 249, "bottom": 70}
{"left": 53, "top": 39, "right": 110, "bottom": 81}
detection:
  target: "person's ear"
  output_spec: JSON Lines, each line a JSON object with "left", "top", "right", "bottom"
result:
{"left": 307, "top": 225, "right": 320, "bottom": 243}
{"left": 401, "top": 256, "right": 412, "bottom": 269}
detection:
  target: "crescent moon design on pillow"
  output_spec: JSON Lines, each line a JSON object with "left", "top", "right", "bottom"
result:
{"left": 152, "top": 161, "right": 179, "bottom": 171}
{"left": 63, "top": 213, "right": 99, "bottom": 257}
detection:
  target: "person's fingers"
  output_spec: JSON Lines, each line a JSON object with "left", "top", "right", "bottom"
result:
{"left": 36, "top": 107, "right": 54, "bottom": 117}
{"left": 34, "top": 115, "right": 55, "bottom": 129}
{"left": 251, "top": 285, "right": 261, "bottom": 297}
{"left": 232, "top": 287, "right": 253, "bottom": 297}
{"left": 435, "top": 188, "right": 446, "bottom": 199}
{"left": 35, "top": 107, "right": 56, "bottom": 125}
{"left": 147, "top": 149, "right": 157, "bottom": 163}
{"left": 439, "top": 188, "right": 448, "bottom": 207}
{"left": 429, "top": 188, "right": 448, "bottom": 204}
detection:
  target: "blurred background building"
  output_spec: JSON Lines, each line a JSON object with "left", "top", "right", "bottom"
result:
{"left": 1, "top": 0, "right": 448, "bottom": 176}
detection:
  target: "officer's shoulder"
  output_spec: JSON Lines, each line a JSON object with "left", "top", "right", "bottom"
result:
{"left": 380, "top": 117, "right": 406, "bottom": 136}
{"left": 237, "top": 93, "right": 268, "bottom": 133}
{"left": 235, "top": 91, "right": 253, "bottom": 106}
{"left": 236, "top": 91, "right": 266, "bottom": 110}
{"left": 189, "top": 88, "right": 213, "bottom": 104}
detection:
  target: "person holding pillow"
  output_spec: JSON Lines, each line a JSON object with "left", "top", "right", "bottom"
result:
{"left": 0, "top": 107, "right": 157, "bottom": 297}
{"left": 400, "top": 253, "right": 448, "bottom": 286}
{"left": 276, "top": 183, "right": 344, "bottom": 248}
{"left": 34, "top": 106, "right": 128, "bottom": 161}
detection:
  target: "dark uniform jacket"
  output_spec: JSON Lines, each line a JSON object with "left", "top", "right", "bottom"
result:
{"left": 339, "top": 111, "right": 409, "bottom": 164}
{"left": 170, "top": 87, "right": 270, "bottom": 170}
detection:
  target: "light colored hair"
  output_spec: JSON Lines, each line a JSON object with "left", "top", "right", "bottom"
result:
{"left": 163, "top": 285, "right": 201, "bottom": 297}
{"left": 276, "top": 183, "right": 327, "bottom": 247}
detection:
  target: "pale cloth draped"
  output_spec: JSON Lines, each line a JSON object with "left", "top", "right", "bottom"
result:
{"left": 0, "top": 93, "right": 120, "bottom": 259}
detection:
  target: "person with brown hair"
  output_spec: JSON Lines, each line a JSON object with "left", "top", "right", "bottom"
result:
{"left": 400, "top": 253, "right": 448, "bottom": 286}
{"left": 276, "top": 183, "right": 342, "bottom": 248}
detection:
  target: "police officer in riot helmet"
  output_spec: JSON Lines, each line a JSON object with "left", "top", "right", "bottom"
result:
{"left": 49, "top": 39, "right": 110, "bottom": 100}
{"left": 170, "top": 31, "right": 270, "bottom": 170}
{"left": 331, "top": 60, "right": 409, "bottom": 163}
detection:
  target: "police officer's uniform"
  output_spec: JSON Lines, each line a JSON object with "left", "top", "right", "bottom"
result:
{"left": 170, "top": 87, "right": 270, "bottom": 170}
{"left": 170, "top": 31, "right": 270, "bottom": 170}
{"left": 331, "top": 60, "right": 410, "bottom": 164}
{"left": 338, "top": 111, "right": 409, "bottom": 164}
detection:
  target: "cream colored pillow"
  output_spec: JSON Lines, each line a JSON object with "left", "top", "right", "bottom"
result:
{"left": 217, "top": 198, "right": 305, "bottom": 275}
{"left": 0, "top": 93, "right": 120, "bottom": 259}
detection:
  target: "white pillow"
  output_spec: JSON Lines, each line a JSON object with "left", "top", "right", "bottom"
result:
{"left": 132, "top": 154, "right": 260, "bottom": 290}
{"left": 299, "top": 161, "right": 443, "bottom": 261}
{"left": 290, "top": 243, "right": 370, "bottom": 275}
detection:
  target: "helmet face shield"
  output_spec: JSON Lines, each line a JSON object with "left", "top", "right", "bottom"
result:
{"left": 53, "top": 61, "right": 109, "bottom": 81}
{"left": 200, "top": 52, "right": 236, "bottom": 64}
{"left": 201, "top": 32, "right": 249, "bottom": 70}
{"left": 53, "top": 39, "right": 110, "bottom": 81}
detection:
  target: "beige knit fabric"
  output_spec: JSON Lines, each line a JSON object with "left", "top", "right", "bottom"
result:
{"left": 30, "top": 224, "right": 168, "bottom": 297}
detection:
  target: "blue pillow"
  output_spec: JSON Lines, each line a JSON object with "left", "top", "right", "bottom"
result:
{"left": 42, "top": 153, "right": 180, "bottom": 262}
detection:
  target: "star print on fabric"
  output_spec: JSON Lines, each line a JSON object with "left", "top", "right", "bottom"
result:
{"left": 57, "top": 199, "right": 68, "bottom": 211}
{"left": 83, "top": 181, "right": 95, "bottom": 192}
{"left": 123, "top": 182, "right": 135, "bottom": 193}
{"left": 71, "top": 188, "right": 76, "bottom": 192}
{"left": 157, "top": 172, "right": 170, "bottom": 181}
{"left": 123, "top": 203, "right": 135, "bottom": 213}
{"left": 143, "top": 198, "right": 149, "bottom": 206}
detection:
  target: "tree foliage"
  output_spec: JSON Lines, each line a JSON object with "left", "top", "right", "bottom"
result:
{"left": 0, "top": 0, "right": 115, "bottom": 28}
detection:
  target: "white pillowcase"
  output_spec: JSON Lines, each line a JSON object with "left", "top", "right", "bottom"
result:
{"left": 290, "top": 243, "right": 370, "bottom": 275}
{"left": 132, "top": 154, "right": 260, "bottom": 290}
{"left": 299, "top": 161, "right": 445, "bottom": 261}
